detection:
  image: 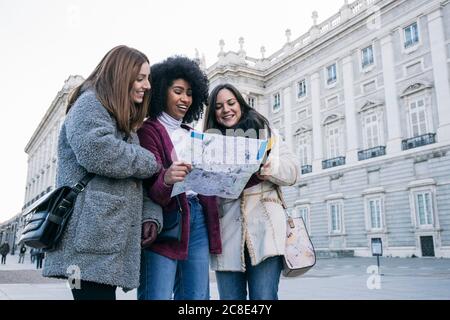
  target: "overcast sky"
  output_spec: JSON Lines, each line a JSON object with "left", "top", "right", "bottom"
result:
{"left": 0, "top": 0, "right": 344, "bottom": 223}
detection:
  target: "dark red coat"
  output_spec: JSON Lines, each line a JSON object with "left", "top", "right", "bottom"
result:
{"left": 137, "top": 119, "right": 222, "bottom": 260}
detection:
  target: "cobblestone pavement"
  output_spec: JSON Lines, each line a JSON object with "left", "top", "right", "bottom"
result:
{"left": 1, "top": 254, "right": 450, "bottom": 299}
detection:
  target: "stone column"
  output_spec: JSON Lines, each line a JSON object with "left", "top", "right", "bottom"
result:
{"left": 342, "top": 55, "right": 358, "bottom": 164}
{"left": 31, "top": 178, "right": 36, "bottom": 201}
{"left": 428, "top": 8, "right": 450, "bottom": 143}
{"left": 381, "top": 33, "right": 402, "bottom": 154}
{"left": 24, "top": 159, "right": 32, "bottom": 204}
{"left": 311, "top": 73, "right": 323, "bottom": 172}
{"left": 283, "top": 86, "right": 294, "bottom": 151}
{"left": 30, "top": 156, "right": 36, "bottom": 200}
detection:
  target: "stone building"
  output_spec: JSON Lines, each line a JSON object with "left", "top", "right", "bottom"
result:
{"left": 206, "top": 0, "right": 450, "bottom": 257}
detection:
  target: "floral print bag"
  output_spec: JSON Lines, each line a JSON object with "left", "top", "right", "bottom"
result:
{"left": 283, "top": 215, "right": 316, "bottom": 277}
{"left": 275, "top": 186, "right": 316, "bottom": 277}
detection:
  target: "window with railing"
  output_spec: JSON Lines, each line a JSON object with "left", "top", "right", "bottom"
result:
{"left": 400, "top": 82, "right": 436, "bottom": 148}
{"left": 358, "top": 108, "right": 386, "bottom": 160}
{"left": 323, "top": 116, "right": 345, "bottom": 169}
{"left": 404, "top": 22, "right": 419, "bottom": 49}
{"left": 401, "top": 94, "right": 436, "bottom": 150}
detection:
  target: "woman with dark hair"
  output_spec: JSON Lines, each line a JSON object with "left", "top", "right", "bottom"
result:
{"left": 204, "top": 83, "right": 272, "bottom": 139}
{"left": 43, "top": 45, "right": 162, "bottom": 300}
{"left": 204, "top": 83, "right": 300, "bottom": 300}
{"left": 137, "top": 56, "right": 221, "bottom": 300}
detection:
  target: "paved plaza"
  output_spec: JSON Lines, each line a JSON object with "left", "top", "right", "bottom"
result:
{"left": 0, "top": 253, "right": 449, "bottom": 300}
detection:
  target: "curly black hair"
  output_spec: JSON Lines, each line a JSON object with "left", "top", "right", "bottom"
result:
{"left": 147, "top": 55, "right": 209, "bottom": 123}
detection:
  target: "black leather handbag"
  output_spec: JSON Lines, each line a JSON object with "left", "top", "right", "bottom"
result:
{"left": 154, "top": 196, "right": 182, "bottom": 243}
{"left": 19, "top": 173, "right": 94, "bottom": 251}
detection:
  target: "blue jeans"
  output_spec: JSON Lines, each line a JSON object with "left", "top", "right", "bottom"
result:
{"left": 215, "top": 247, "right": 283, "bottom": 300}
{"left": 138, "top": 196, "right": 210, "bottom": 300}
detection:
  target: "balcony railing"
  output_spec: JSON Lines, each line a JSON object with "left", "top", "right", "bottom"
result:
{"left": 358, "top": 146, "right": 386, "bottom": 161}
{"left": 402, "top": 133, "right": 436, "bottom": 151}
{"left": 322, "top": 156, "right": 346, "bottom": 169}
{"left": 301, "top": 165, "right": 312, "bottom": 175}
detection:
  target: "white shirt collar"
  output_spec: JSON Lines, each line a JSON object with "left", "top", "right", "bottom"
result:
{"left": 158, "top": 112, "right": 183, "bottom": 134}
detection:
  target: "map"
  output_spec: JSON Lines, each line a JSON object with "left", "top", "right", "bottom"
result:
{"left": 171, "top": 130, "right": 268, "bottom": 199}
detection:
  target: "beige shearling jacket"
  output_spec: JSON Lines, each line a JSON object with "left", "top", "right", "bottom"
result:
{"left": 210, "top": 134, "right": 300, "bottom": 272}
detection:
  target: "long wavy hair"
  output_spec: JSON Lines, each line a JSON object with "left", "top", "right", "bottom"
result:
{"left": 67, "top": 45, "right": 151, "bottom": 135}
{"left": 204, "top": 83, "right": 271, "bottom": 139}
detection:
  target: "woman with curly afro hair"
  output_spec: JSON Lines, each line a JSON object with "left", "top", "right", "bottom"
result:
{"left": 137, "top": 56, "right": 222, "bottom": 300}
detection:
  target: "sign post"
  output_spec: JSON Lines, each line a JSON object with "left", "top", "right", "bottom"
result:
{"left": 371, "top": 238, "right": 383, "bottom": 276}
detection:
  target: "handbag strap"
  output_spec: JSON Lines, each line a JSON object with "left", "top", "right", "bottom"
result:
{"left": 62, "top": 172, "right": 95, "bottom": 209}
{"left": 47, "top": 172, "right": 95, "bottom": 226}
{"left": 72, "top": 173, "right": 95, "bottom": 194}
{"left": 274, "top": 185, "right": 296, "bottom": 228}
{"left": 275, "top": 185, "right": 288, "bottom": 210}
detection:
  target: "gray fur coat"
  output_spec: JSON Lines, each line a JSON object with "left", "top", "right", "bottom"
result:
{"left": 43, "top": 89, "right": 162, "bottom": 291}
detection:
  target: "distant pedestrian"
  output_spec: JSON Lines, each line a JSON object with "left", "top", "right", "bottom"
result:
{"left": 30, "top": 248, "right": 36, "bottom": 263}
{"left": 18, "top": 245, "right": 27, "bottom": 263}
{"left": 0, "top": 242, "right": 10, "bottom": 264}
{"left": 36, "top": 249, "right": 45, "bottom": 269}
